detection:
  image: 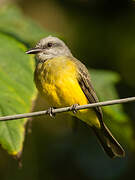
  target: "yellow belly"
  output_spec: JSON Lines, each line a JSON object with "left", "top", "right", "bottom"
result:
{"left": 34, "top": 56, "right": 100, "bottom": 128}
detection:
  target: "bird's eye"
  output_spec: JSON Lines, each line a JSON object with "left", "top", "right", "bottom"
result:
{"left": 47, "top": 42, "right": 53, "bottom": 47}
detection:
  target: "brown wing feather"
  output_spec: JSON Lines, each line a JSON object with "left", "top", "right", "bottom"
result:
{"left": 71, "top": 58, "right": 125, "bottom": 158}
{"left": 73, "top": 58, "right": 103, "bottom": 122}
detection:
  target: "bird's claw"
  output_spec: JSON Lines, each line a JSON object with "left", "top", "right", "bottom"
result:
{"left": 47, "top": 107, "right": 55, "bottom": 118}
{"left": 70, "top": 104, "right": 79, "bottom": 114}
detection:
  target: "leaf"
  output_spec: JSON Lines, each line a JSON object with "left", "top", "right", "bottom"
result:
{"left": 90, "top": 69, "right": 134, "bottom": 148}
{"left": 0, "top": 3, "right": 134, "bottom": 156}
{"left": 0, "top": 3, "right": 54, "bottom": 156}
{"left": 0, "top": 2, "right": 53, "bottom": 156}
{"left": 0, "top": 3, "right": 52, "bottom": 46}
{"left": 0, "top": 32, "right": 36, "bottom": 155}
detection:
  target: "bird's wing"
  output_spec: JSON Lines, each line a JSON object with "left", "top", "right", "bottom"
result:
{"left": 73, "top": 58, "right": 103, "bottom": 122}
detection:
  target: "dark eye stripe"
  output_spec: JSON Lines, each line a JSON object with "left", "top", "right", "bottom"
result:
{"left": 43, "top": 42, "right": 61, "bottom": 49}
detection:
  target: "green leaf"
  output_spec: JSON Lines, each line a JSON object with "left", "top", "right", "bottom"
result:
{"left": 0, "top": 4, "right": 52, "bottom": 46}
{"left": 0, "top": 32, "right": 36, "bottom": 155}
{"left": 0, "top": 3, "right": 134, "bottom": 156}
{"left": 0, "top": 3, "right": 54, "bottom": 156}
{"left": 90, "top": 69, "right": 134, "bottom": 148}
{"left": 0, "top": 3, "right": 51, "bottom": 156}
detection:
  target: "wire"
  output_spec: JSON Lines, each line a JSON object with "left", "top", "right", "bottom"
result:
{"left": 0, "top": 97, "right": 135, "bottom": 121}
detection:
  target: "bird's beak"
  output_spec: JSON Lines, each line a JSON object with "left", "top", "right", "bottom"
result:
{"left": 26, "top": 48, "right": 43, "bottom": 54}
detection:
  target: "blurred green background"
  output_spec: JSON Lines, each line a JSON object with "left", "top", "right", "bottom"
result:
{"left": 0, "top": 0, "right": 135, "bottom": 179}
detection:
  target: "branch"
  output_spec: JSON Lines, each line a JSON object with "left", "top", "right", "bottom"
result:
{"left": 0, "top": 97, "right": 135, "bottom": 121}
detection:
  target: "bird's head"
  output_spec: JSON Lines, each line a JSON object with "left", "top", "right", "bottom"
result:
{"left": 26, "top": 36, "right": 72, "bottom": 62}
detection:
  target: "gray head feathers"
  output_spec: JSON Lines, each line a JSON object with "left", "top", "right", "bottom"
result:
{"left": 28, "top": 36, "right": 73, "bottom": 61}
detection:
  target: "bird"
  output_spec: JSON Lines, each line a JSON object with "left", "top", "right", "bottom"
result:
{"left": 26, "top": 35, "right": 125, "bottom": 158}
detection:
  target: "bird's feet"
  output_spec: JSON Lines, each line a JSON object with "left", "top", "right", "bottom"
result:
{"left": 47, "top": 107, "right": 56, "bottom": 118}
{"left": 70, "top": 104, "right": 79, "bottom": 114}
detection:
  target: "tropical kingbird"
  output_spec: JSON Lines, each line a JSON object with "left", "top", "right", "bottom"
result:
{"left": 26, "top": 36, "right": 125, "bottom": 158}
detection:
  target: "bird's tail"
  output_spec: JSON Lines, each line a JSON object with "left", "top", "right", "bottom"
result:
{"left": 92, "top": 123, "right": 125, "bottom": 158}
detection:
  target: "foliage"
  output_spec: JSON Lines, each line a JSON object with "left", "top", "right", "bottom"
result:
{"left": 0, "top": 3, "right": 134, "bottom": 157}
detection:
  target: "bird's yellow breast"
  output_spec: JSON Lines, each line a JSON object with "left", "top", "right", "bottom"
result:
{"left": 34, "top": 56, "right": 100, "bottom": 128}
{"left": 35, "top": 56, "right": 88, "bottom": 107}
